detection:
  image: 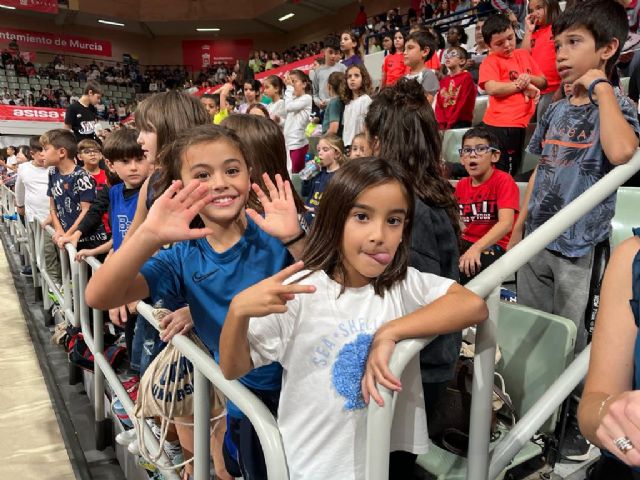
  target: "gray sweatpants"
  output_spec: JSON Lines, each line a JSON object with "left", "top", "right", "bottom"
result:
{"left": 517, "top": 247, "right": 595, "bottom": 355}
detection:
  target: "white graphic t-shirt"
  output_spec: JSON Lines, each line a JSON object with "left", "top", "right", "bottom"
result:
{"left": 248, "top": 268, "right": 454, "bottom": 480}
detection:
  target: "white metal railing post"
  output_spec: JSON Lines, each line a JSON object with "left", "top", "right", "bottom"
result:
{"left": 194, "top": 369, "right": 211, "bottom": 480}
{"left": 466, "top": 287, "right": 500, "bottom": 480}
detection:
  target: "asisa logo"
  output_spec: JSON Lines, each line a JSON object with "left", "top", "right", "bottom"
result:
{"left": 12, "top": 108, "right": 62, "bottom": 120}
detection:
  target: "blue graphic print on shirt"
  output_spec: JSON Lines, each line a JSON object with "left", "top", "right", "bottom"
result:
{"left": 331, "top": 333, "right": 373, "bottom": 410}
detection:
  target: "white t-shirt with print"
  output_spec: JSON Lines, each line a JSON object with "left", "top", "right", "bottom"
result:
{"left": 247, "top": 268, "right": 455, "bottom": 480}
{"left": 342, "top": 94, "right": 372, "bottom": 147}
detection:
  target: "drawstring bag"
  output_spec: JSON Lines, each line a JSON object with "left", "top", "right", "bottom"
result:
{"left": 133, "top": 308, "right": 226, "bottom": 469}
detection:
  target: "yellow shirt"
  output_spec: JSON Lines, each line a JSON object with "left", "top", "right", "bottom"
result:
{"left": 213, "top": 108, "right": 229, "bottom": 125}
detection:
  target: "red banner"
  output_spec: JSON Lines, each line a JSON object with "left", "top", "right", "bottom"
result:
{"left": 182, "top": 39, "right": 253, "bottom": 72}
{"left": 2, "top": 0, "right": 58, "bottom": 14}
{"left": 0, "top": 27, "right": 112, "bottom": 57}
{"left": 255, "top": 53, "right": 322, "bottom": 80}
{"left": 0, "top": 105, "right": 66, "bottom": 122}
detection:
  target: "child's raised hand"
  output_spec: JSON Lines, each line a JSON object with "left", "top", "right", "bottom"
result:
{"left": 142, "top": 179, "right": 214, "bottom": 245}
{"left": 247, "top": 173, "right": 302, "bottom": 243}
{"left": 229, "top": 261, "right": 316, "bottom": 319}
{"left": 361, "top": 334, "right": 402, "bottom": 407}
{"left": 573, "top": 69, "right": 609, "bottom": 100}
{"left": 525, "top": 13, "right": 536, "bottom": 33}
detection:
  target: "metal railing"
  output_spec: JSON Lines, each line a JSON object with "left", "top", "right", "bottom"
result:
{"left": 1, "top": 148, "right": 639, "bottom": 480}
{"left": 366, "top": 151, "right": 640, "bottom": 480}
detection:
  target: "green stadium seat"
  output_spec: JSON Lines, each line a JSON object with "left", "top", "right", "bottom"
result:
{"left": 621, "top": 77, "right": 630, "bottom": 96}
{"left": 442, "top": 128, "right": 469, "bottom": 164}
{"left": 290, "top": 174, "right": 302, "bottom": 196}
{"left": 18, "top": 77, "right": 29, "bottom": 84}
{"left": 417, "top": 302, "right": 576, "bottom": 480}
{"left": 472, "top": 96, "right": 488, "bottom": 126}
{"left": 612, "top": 186, "right": 640, "bottom": 248}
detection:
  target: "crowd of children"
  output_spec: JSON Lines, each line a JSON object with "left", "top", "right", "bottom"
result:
{"left": 3, "top": 0, "right": 640, "bottom": 478}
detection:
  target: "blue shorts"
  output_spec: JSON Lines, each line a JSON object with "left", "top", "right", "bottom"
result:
{"left": 222, "top": 388, "right": 280, "bottom": 480}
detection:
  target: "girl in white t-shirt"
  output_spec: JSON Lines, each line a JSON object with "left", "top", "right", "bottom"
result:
{"left": 283, "top": 70, "right": 312, "bottom": 173}
{"left": 341, "top": 64, "right": 373, "bottom": 148}
{"left": 219, "top": 158, "right": 487, "bottom": 480}
{"left": 263, "top": 75, "right": 286, "bottom": 129}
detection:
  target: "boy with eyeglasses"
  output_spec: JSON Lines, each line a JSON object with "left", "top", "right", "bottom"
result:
{"left": 435, "top": 46, "right": 477, "bottom": 130}
{"left": 455, "top": 126, "right": 520, "bottom": 284}
{"left": 77, "top": 139, "right": 110, "bottom": 237}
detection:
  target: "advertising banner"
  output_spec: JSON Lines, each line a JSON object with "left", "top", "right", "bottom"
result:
{"left": 2, "top": 0, "right": 58, "bottom": 14}
{"left": 0, "top": 27, "right": 112, "bottom": 57}
{"left": 0, "top": 105, "right": 66, "bottom": 122}
{"left": 182, "top": 39, "right": 253, "bottom": 71}
{"left": 193, "top": 53, "right": 323, "bottom": 97}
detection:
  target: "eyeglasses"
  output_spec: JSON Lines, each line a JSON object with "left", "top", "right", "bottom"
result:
{"left": 458, "top": 145, "right": 497, "bottom": 156}
{"left": 444, "top": 50, "right": 460, "bottom": 59}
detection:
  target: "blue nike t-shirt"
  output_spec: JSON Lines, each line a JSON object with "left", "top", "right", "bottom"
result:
{"left": 140, "top": 216, "right": 292, "bottom": 417}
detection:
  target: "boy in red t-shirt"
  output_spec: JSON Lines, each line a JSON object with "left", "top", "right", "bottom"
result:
{"left": 455, "top": 126, "right": 520, "bottom": 284}
{"left": 435, "top": 46, "right": 477, "bottom": 129}
{"left": 77, "top": 139, "right": 110, "bottom": 235}
{"left": 479, "top": 14, "right": 547, "bottom": 176}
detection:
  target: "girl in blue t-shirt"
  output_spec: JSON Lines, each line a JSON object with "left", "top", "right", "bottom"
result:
{"left": 86, "top": 123, "right": 306, "bottom": 480}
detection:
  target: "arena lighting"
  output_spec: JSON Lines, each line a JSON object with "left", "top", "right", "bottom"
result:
{"left": 0, "top": 4, "right": 17, "bottom": 9}
{"left": 196, "top": 28, "right": 221, "bottom": 32}
{"left": 278, "top": 13, "right": 295, "bottom": 21}
{"left": 98, "top": 19, "right": 125, "bottom": 27}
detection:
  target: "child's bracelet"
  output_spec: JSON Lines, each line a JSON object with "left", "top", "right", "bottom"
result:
{"left": 598, "top": 394, "right": 613, "bottom": 421}
{"left": 588, "top": 78, "right": 612, "bottom": 105}
{"left": 283, "top": 229, "right": 306, "bottom": 247}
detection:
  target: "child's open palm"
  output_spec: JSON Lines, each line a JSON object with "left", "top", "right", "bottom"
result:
{"left": 143, "top": 179, "right": 214, "bottom": 245}
{"left": 247, "top": 173, "right": 302, "bottom": 243}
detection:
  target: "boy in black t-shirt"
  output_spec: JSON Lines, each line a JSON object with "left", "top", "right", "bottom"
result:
{"left": 64, "top": 80, "right": 102, "bottom": 142}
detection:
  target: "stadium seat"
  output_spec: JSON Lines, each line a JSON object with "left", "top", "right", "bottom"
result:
{"left": 291, "top": 173, "right": 302, "bottom": 196}
{"left": 621, "top": 76, "right": 630, "bottom": 96}
{"left": 417, "top": 302, "right": 576, "bottom": 479}
{"left": 612, "top": 186, "right": 640, "bottom": 248}
{"left": 442, "top": 128, "right": 470, "bottom": 164}
{"left": 473, "top": 96, "right": 488, "bottom": 126}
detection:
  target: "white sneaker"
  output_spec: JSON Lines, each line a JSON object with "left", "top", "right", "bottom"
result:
{"left": 115, "top": 429, "right": 137, "bottom": 446}
{"left": 127, "top": 440, "right": 140, "bottom": 455}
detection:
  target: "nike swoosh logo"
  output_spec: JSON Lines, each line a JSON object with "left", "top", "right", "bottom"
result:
{"left": 192, "top": 270, "right": 218, "bottom": 283}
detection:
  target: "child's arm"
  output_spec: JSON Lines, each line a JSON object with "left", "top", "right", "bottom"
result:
{"left": 57, "top": 201, "right": 92, "bottom": 247}
{"left": 284, "top": 85, "right": 311, "bottom": 113}
{"left": 362, "top": 282, "right": 488, "bottom": 406}
{"left": 576, "top": 69, "right": 639, "bottom": 165}
{"left": 75, "top": 239, "right": 112, "bottom": 262}
{"left": 459, "top": 208, "right": 515, "bottom": 277}
{"left": 86, "top": 180, "right": 214, "bottom": 310}
{"left": 220, "top": 261, "right": 316, "bottom": 379}
{"left": 73, "top": 184, "right": 110, "bottom": 240}
{"left": 49, "top": 198, "right": 64, "bottom": 239}
{"left": 521, "top": 14, "right": 536, "bottom": 51}
{"left": 246, "top": 173, "right": 308, "bottom": 260}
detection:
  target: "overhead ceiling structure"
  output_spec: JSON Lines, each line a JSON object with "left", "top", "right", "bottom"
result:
{"left": 2, "top": 0, "right": 359, "bottom": 37}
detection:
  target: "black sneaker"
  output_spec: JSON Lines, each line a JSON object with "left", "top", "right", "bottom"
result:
{"left": 20, "top": 266, "right": 32, "bottom": 277}
{"left": 560, "top": 420, "right": 593, "bottom": 462}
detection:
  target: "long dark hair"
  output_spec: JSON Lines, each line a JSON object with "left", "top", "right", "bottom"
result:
{"left": 221, "top": 114, "right": 306, "bottom": 214}
{"left": 302, "top": 157, "right": 415, "bottom": 296}
{"left": 364, "top": 77, "right": 460, "bottom": 241}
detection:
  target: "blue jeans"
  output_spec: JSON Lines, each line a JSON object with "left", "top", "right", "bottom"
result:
{"left": 132, "top": 315, "right": 165, "bottom": 376}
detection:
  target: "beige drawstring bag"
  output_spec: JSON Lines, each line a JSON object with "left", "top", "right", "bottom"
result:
{"left": 133, "top": 308, "right": 226, "bottom": 469}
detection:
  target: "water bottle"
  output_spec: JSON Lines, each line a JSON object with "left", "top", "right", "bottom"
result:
{"left": 298, "top": 155, "right": 321, "bottom": 181}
